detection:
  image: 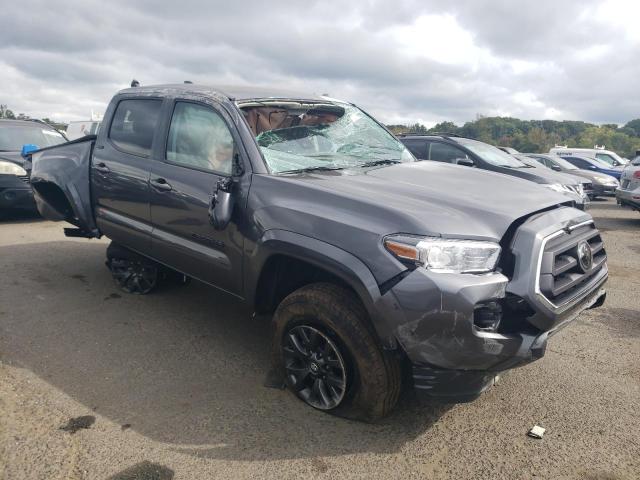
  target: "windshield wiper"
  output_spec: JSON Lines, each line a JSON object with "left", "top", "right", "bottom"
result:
{"left": 279, "top": 165, "right": 345, "bottom": 174}
{"left": 358, "top": 159, "right": 401, "bottom": 168}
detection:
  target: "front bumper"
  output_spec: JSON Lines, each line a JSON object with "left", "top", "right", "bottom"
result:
{"left": 593, "top": 183, "right": 618, "bottom": 196}
{"left": 375, "top": 207, "right": 607, "bottom": 403}
{"left": 0, "top": 174, "right": 35, "bottom": 211}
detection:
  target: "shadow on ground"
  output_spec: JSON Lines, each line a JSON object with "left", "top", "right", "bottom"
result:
{"left": 0, "top": 241, "right": 450, "bottom": 462}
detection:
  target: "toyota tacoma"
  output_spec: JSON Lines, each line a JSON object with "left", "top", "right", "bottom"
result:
{"left": 27, "top": 84, "right": 608, "bottom": 420}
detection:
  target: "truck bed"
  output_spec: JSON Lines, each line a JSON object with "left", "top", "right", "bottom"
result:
{"left": 29, "top": 135, "right": 100, "bottom": 237}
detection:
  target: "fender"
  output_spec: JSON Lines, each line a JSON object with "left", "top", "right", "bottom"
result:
{"left": 245, "top": 229, "right": 399, "bottom": 348}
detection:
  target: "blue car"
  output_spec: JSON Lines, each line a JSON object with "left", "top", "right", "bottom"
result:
{"left": 559, "top": 154, "right": 624, "bottom": 180}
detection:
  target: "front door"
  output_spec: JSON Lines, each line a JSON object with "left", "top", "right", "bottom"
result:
{"left": 149, "top": 100, "right": 246, "bottom": 297}
{"left": 92, "top": 97, "right": 163, "bottom": 252}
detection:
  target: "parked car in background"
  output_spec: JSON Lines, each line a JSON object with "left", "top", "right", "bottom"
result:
{"left": 523, "top": 153, "right": 619, "bottom": 199}
{"left": 616, "top": 155, "right": 640, "bottom": 212}
{"left": 66, "top": 120, "right": 101, "bottom": 140}
{"left": 514, "top": 155, "right": 592, "bottom": 204}
{"left": 559, "top": 154, "right": 624, "bottom": 181}
{"left": 0, "top": 119, "right": 67, "bottom": 216}
{"left": 398, "top": 134, "right": 588, "bottom": 209}
{"left": 27, "top": 83, "right": 607, "bottom": 419}
{"left": 550, "top": 146, "right": 627, "bottom": 167}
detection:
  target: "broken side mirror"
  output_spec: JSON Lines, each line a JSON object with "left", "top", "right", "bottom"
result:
{"left": 209, "top": 177, "right": 235, "bottom": 230}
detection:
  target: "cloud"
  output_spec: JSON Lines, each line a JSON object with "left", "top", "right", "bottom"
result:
{"left": 0, "top": 0, "right": 639, "bottom": 125}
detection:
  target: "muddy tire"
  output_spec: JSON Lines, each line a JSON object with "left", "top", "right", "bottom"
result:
{"left": 106, "top": 242, "right": 159, "bottom": 295}
{"left": 272, "top": 283, "right": 401, "bottom": 421}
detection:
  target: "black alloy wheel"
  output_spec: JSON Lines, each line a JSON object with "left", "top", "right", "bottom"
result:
{"left": 109, "top": 258, "right": 158, "bottom": 295}
{"left": 283, "top": 325, "right": 347, "bottom": 410}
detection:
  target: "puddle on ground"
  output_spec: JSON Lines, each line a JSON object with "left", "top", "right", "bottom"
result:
{"left": 108, "top": 461, "right": 174, "bottom": 480}
{"left": 59, "top": 415, "right": 95, "bottom": 434}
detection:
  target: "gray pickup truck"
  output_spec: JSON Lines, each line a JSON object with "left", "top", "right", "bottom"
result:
{"left": 27, "top": 84, "right": 607, "bottom": 420}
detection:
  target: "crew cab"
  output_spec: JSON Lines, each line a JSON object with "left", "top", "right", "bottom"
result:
{"left": 27, "top": 84, "right": 608, "bottom": 420}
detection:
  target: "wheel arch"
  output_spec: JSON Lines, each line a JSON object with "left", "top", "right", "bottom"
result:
{"left": 245, "top": 230, "right": 398, "bottom": 349}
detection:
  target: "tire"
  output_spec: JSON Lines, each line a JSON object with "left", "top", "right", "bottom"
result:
{"left": 271, "top": 283, "right": 401, "bottom": 421}
{"left": 106, "top": 242, "right": 159, "bottom": 295}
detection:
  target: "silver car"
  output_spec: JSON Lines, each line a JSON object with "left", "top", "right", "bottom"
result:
{"left": 616, "top": 156, "right": 640, "bottom": 212}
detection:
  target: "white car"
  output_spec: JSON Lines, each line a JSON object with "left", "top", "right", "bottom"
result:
{"left": 616, "top": 156, "right": 640, "bottom": 212}
{"left": 550, "top": 146, "right": 627, "bottom": 167}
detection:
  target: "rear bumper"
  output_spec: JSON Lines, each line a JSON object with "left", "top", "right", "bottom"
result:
{"left": 616, "top": 187, "right": 640, "bottom": 209}
{"left": 0, "top": 174, "right": 35, "bottom": 211}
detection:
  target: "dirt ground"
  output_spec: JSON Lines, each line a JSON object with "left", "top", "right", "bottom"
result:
{"left": 0, "top": 198, "right": 638, "bottom": 480}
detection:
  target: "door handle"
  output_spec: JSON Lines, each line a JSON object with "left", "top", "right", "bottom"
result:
{"left": 151, "top": 177, "right": 172, "bottom": 192}
{"left": 95, "top": 162, "right": 110, "bottom": 174}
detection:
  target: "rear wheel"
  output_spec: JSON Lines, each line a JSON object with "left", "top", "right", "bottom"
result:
{"left": 272, "top": 283, "right": 401, "bottom": 421}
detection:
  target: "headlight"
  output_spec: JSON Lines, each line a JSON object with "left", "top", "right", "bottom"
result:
{"left": 384, "top": 235, "right": 501, "bottom": 274}
{"left": 543, "top": 183, "right": 573, "bottom": 194}
{"left": 0, "top": 161, "right": 27, "bottom": 176}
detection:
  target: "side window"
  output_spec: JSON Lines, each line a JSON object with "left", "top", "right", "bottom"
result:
{"left": 567, "top": 157, "right": 588, "bottom": 168}
{"left": 402, "top": 139, "right": 427, "bottom": 159}
{"left": 542, "top": 158, "right": 555, "bottom": 168}
{"left": 595, "top": 153, "right": 614, "bottom": 165}
{"left": 166, "top": 102, "right": 235, "bottom": 175}
{"left": 429, "top": 142, "right": 469, "bottom": 163}
{"left": 109, "top": 99, "right": 162, "bottom": 157}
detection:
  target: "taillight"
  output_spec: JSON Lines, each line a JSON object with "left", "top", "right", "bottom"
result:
{"left": 634, "top": 171, "right": 640, "bottom": 179}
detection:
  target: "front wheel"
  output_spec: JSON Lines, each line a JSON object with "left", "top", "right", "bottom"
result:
{"left": 272, "top": 283, "right": 401, "bottom": 421}
{"left": 106, "top": 243, "right": 158, "bottom": 295}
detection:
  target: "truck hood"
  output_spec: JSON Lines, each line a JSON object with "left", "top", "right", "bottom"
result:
{"left": 0, "top": 151, "right": 25, "bottom": 167}
{"left": 258, "top": 161, "right": 570, "bottom": 243}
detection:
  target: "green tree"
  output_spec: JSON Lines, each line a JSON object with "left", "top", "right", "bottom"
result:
{"left": 0, "top": 104, "right": 16, "bottom": 119}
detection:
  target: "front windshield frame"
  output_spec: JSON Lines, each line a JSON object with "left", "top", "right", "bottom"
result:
{"left": 238, "top": 99, "right": 415, "bottom": 174}
{"left": 0, "top": 124, "right": 67, "bottom": 151}
{"left": 454, "top": 137, "right": 526, "bottom": 168}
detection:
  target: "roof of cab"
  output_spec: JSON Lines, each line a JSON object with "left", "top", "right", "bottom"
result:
{"left": 118, "top": 83, "right": 328, "bottom": 103}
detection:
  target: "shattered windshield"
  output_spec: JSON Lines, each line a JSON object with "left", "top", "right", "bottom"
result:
{"left": 239, "top": 100, "right": 414, "bottom": 173}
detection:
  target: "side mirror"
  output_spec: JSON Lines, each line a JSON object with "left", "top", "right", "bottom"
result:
{"left": 21, "top": 144, "right": 38, "bottom": 158}
{"left": 551, "top": 164, "right": 561, "bottom": 171}
{"left": 456, "top": 157, "right": 475, "bottom": 167}
{"left": 209, "top": 178, "right": 235, "bottom": 230}
{"left": 589, "top": 165, "right": 597, "bottom": 170}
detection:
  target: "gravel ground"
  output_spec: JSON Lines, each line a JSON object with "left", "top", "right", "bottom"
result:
{"left": 0, "top": 199, "right": 638, "bottom": 480}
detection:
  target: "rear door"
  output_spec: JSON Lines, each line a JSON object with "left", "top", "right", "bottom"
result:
{"left": 92, "top": 97, "right": 163, "bottom": 252}
{"left": 149, "top": 99, "right": 247, "bottom": 297}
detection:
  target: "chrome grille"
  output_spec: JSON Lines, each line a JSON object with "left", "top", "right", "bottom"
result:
{"left": 537, "top": 221, "right": 606, "bottom": 307}
{"left": 17, "top": 175, "right": 30, "bottom": 184}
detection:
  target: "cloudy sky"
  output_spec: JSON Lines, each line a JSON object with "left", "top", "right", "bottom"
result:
{"left": 1, "top": 0, "right": 639, "bottom": 126}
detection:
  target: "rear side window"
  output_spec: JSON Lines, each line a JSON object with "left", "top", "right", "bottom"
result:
{"left": 166, "top": 102, "right": 235, "bottom": 175}
{"left": 429, "top": 142, "right": 469, "bottom": 162}
{"left": 109, "top": 99, "right": 162, "bottom": 157}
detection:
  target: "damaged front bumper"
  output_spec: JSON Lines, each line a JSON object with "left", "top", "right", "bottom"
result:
{"left": 374, "top": 207, "right": 608, "bottom": 403}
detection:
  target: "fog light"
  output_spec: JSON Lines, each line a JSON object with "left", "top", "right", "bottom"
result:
{"left": 473, "top": 301, "right": 502, "bottom": 330}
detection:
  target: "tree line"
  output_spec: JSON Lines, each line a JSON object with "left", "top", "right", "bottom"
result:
{"left": 0, "top": 104, "right": 68, "bottom": 131}
{"left": 388, "top": 116, "right": 640, "bottom": 158}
